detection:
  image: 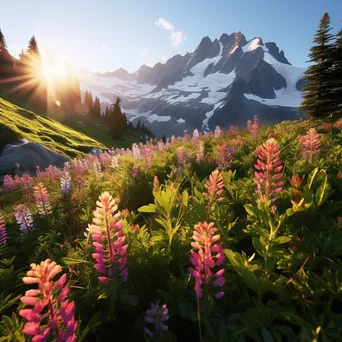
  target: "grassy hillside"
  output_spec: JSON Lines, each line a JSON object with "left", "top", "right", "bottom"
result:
{"left": 0, "top": 97, "right": 145, "bottom": 158}
{"left": 1, "top": 117, "right": 342, "bottom": 340}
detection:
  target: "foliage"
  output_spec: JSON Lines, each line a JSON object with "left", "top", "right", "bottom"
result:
{"left": 1, "top": 117, "right": 342, "bottom": 341}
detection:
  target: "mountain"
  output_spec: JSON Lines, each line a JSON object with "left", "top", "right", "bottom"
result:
{"left": 79, "top": 32, "right": 306, "bottom": 136}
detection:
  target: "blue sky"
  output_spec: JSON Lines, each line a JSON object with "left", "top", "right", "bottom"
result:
{"left": 1, "top": 0, "right": 341, "bottom": 72}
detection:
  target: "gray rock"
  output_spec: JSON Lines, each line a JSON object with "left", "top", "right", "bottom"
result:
{"left": 0, "top": 139, "right": 69, "bottom": 176}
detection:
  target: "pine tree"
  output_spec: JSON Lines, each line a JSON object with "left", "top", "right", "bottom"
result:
{"left": 92, "top": 96, "right": 101, "bottom": 118}
{"left": 299, "top": 13, "right": 336, "bottom": 117}
{"left": 136, "top": 119, "right": 141, "bottom": 130}
{"left": 109, "top": 96, "right": 126, "bottom": 138}
{"left": 27, "top": 36, "right": 40, "bottom": 57}
{"left": 332, "top": 29, "right": 342, "bottom": 116}
{"left": 0, "top": 29, "right": 13, "bottom": 80}
{"left": 105, "top": 106, "right": 109, "bottom": 119}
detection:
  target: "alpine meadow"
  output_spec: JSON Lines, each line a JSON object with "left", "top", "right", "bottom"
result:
{"left": 0, "top": 3, "right": 342, "bottom": 342}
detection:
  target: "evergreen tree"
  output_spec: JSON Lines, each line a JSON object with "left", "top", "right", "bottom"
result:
{"left": 0, "top": 29, "right": 13, "bottom": 81}
{"left": 136, "top": 119, "right": 141, "bottom": 130}
{"left": 84, "top": 90, "right": 94, "bottom": 114}
{"left": 332, "top": 29, "right": 342, "bottom": 116}
{"left": 299, "top": 13, "right": 336, "bottom": 117}
{"left": 92, "top": 96, "right": 101, "bottom": 118}
{"left": 27, "top": 36, "right": 40, "bottom": 57}
{"left": 162, "top": 134, "right": 166, "bottom": 143}
{"left": 105, "top": 106, "right": 109, "bottom": 119}
{"left": 109, "top": 96, "right": 126, "bottom": 138}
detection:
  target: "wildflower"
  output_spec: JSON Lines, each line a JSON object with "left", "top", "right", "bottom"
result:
{"left": 144, "top": 301, "right": 169, "bottom": 337}
{"left": 132, "top": 224, "right": 140, "bottom": 233}
{"left": 14, "top": 204, "right": 34, "bottom": 233}
{"left": 110, "top": 156, "right": 119, "bottom": 170}
{"left": 176, "top": 147, "right": 188, "bottom": 169}
{"left": 19, "top": 174, "right": 34, "bottom": 190}
{"left": 253, "top": 138, "right": 284, "bottom": 202}
{"left": 192, "top": 129, "right": 200, "bottom": 146}
{"left": 19, "top": 259, "right": 77, "bottom": 341}
{"left": 337, "top": 170, "right": 342, "bottom": 179}
{"left": 196, "top": 141, "right": 205, "bottom": 162}
{"left": 188, "top": 222, "right": 225, "bottom": 299}
{"left": 338, "top": 217, "right": 342, "bottom": 227}
{"left": 153, "top": 176, "right": 159, "bottom": 192}
{"left": 34, "top": 183, "right": 52, "bottom": 217}
{"left": 0, "top": 216, "right": 7, "bottom": 246}
{"left": 92, "top": 159, "right": 102, "bottom": 178}
{"left": 90, "top": 192, "right": 128, "bottom": 282}
{"left": 300, "top": 128, "right": 321, "bottom": 162}
{"left": 214, "top": 126, "right": 222, "bottom": 138}
{"left": 204, "top": 170, "right": 224, "bottom": 204}
{"left": 217, "top": 144, "right": 235, "bottom": 169}
{"left": 132, "top": 144, "right": 142, "bottom": 160}
{"left": 132, "top": 166, "right": 141, "bottom": 178}
{"left": 3, "top": 174, "right": 15, "bottom": 191}
{"left": 60, "top": 172, "right": 72, "bottom": 195}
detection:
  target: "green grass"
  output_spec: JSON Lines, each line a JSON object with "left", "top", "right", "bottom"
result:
{"left": 0, "top": 97, "right": 143, "bottom": 158}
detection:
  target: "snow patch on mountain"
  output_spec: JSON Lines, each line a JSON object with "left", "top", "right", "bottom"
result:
{"left": 242, "top": 38, "right": 268, "bottom": 53}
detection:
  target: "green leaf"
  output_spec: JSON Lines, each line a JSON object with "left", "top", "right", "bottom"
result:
{"left": 245, "top": 204, "right": 258, "bottom": 217}
{"left": 138, "top": 204, "right": 156, "bottom": 213}
{"left": 274, "top": 236, "right": 291, "bottom": 245}
{"left": 252, "top": 237, "right": 265, "bottom": 258}
{"left": 60, "top": 257, "right": 91, "bottom": 266}
{"left": 182, "top": 190, "right": 189, "bottom": 207}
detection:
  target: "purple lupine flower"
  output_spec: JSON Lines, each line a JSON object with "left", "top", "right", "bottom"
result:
{"left": 0, "top": 216, "right": 7, "bottom": 246}
{"left": 144, "top": 301, "right": 169, "bottom": 337}
{"left": 217, "top": 144, "right": 235, "bottom": 169}
{"left": 90, "top": 192, "right": 128, "bottom": 283}
{"left": 189, "top": 222, "right": 225, "bottom": 299}
{"left": 14, "top": 204, "right": 34, "bottom": 233}
{"left": 132, "top": 166, "right": 141, "bottom": 178}
{"left": 34, "top": 183, "right": 52, "bottom": 217}
{"left": 19, "top": 259, "right": 77, "bottom": 341}
{"left": 61, "top": 172, "right": 72, "bottom": 195}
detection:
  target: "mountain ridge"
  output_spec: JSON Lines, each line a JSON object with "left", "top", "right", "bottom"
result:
{"left": 79, "top": 31, "right": 306, "bottom": 136}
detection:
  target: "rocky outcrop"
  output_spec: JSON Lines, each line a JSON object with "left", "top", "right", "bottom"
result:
{"left": 0, "top": 139, "right": 69, "bottom": 176}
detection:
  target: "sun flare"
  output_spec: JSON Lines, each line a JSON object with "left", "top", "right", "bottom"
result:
{"left": 42, "top": 59, "right": 68, "bottom": 83}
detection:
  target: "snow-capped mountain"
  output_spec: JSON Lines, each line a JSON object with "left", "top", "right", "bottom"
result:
{"left": 79, "top": 32, "right": 306, "bottom": 136}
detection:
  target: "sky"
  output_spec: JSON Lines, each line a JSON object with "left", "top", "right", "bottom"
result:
{"left": 1, "top": 0, "right": 341, "bottom": 73}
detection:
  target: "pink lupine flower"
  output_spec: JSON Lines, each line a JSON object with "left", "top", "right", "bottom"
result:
{"left": 19, "top": 259, "right": 77, "bottom": 342}
{"left": 176, "top": 147, "right": 188, "bottom": 169}
{"left": 204, "top": 170, "right": 225, "bottom": 204}
{"left": 334, "top": 119, "right": 342, "bottom": 129}
{"left": 217, "top": 144, "right": 235, "bottom": 169}
{"left": 34, "top": 183, "right": 52, "bottom": 217}
{"left": 192, "top": 129, "right": 200, "bottom": 146}
{"left": 14, "top": 204, "right": 34, "bottom": 233}
{"left": 3, "top": 175, "right": 15, "bottom": 191}
{"left": 0, "top": 216, "right": 7, "bottom": 246}
{"left": 99, "top": 152, "right": 111, "bottom": 170}
{"left": 19, "top": 174, "right": 34, "bottom": 190}
{"left": 144, "top": 301, "right": 169, "bottom": 337}
{"left": 214, "top": 126, "right": 222, "bottom": 138}
{"left": 228, "top": 125, "right": 238, "bottom": 133}
{"left": 300, "top": 128, "right": 321, "bottom": 162}
{"left": 188, "top": 222, "right": 225, "bottom": 299}
{"left": 247, "top": 115, "right": 259, "bottom": 137}
{"left": 60, "top": 172, "right": 72, "bottom": 195}
{"left": 90, "top": 192, "right": 128, "bottom": 282}
{"left": 253, "top": 138, "right": 284, "bottom": 202}
{"left": 196, "top": 141, "right": 205, "bottom": 162}
{"left": 141, "top": 146, "right": 153, "bottom": 168}
{"left": 153, "top": 176, "right": 159, "bottom": 192}
{"left": 338, "top": 217, "right": 342, "bottom": 227}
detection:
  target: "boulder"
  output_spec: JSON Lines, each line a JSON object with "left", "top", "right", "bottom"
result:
{"left": 0, "top": 139, "right": 69, "bottom": 176}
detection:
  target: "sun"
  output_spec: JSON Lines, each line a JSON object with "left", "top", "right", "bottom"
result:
{"left": 42, "top": 58, "right": 68, "bottom": 83}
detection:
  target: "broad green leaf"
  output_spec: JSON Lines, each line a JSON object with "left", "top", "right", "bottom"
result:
{"left": 245, "top": 204, "right": 258, "bottom": 217}
{"left": 138, "top": 204, "right": 156, "bottom": 213}
{"left": 274, "top": 236, "right": 291, "bottom": 245}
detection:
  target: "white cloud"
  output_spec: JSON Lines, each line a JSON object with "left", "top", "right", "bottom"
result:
{"left": 154, "top": 17, "right": 185, "bottom": 46}
{"left": 100, "top": 44, "right": 108, "bottom": 50}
